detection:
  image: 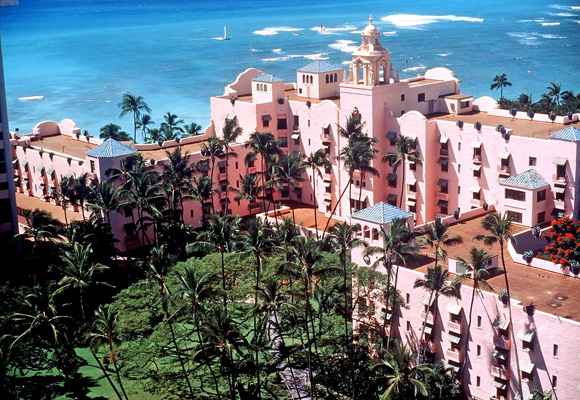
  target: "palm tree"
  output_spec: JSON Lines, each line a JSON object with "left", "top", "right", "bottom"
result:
{"left": 99, "top": 123, "right": 131, "bottom": 141}
{"left": 117, "top": 93, "right": 151, "bottom": 142}
{"left": 54, "top": 174, "right": 76, "bottom": 227}
{"left": 183, "top": 122, "right": 203, "bottom": 137}
{"left": 52, "top": 243, "right": 111, "bottom": 324}
{"left": 189, "top": 175, "right": 215, "bottom": 220}
{"left": 192, "top": 214, "right": 240, "bottom": 309}
{"left": 490, "top": 73, "right": 512, "bottom": 100}
{"left": 73, "top": 172, "right": 91, "bottom": 221}
{"left": 547, "top": 81, "right": 562, "bottom": 106}
{"left": 245, "top": 131, "right": 282, "bottom": 211}
{"left": 142, "top": 245, "right": 195, "bottom": 399}
{"left": 161, "top": 147, "right": 194, "bottom": 222}
{"left": 233, "top": 173, "right": 263, "bottom": 217}
{"left": 372, "top": 341, "right": 432, "bottom": 400}
{"left": 417, "top": 216, "right": 463, "bottom": 269}
{"left": 14, "top": 208, "right": 61, "bottom": 253}
{"left": 474, "top": 211, "right": 522, "bottom": 396}
{"left": 87, "top": 180, "right": 119, "bottom": 225}
{"left": 300, "top": 149, "right": 330, "bottom": 239}
{"left": 201, "top": 136, "right": 226, "bottom": 212}
{"left": 160, "top": 112, "right": 184, "bottom": 141}
{"left": 85, "top": 305, "right": 129, "bottom": 400}
{"left": 137, "top": 114, "right": 155, "bottom": 141}
{"left": 364, "top": 218, "right": 421, "bottom": 348}
{"left": 383, "top": 134, "right": 422, "bottom": 208}
{"left": 176, "top": 265, "right": 222, "bottom": 399}
{"left": 413, "top": 264, "right": 461, "bottom": 363}
{"left": 455, "top": 247, "right": 494, "bottom": 384}
{"left": 276, "top": 153, "right": 306, "bottom": 222}
{"left": 221, "top": 119, "right": 243, "bottom": 215}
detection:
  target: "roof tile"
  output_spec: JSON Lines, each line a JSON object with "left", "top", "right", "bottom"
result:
{"left": 351, "top": 202, "right": 412, "bottom": 224}
{"left": 499, "top": 169, "right": 549, "bottom": 190}
{"left": 85, "top": 138, "right": 137, "bottom": 158}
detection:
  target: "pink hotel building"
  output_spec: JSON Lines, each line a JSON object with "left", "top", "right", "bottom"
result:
{"left": 9, "top": 17, "right": 580, "bottom": 399}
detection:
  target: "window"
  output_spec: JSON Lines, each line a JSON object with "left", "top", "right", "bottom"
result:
{"left": 409, "top": 204, "right": 416, "bottom": 213}
{"left": 477, "top": 316, "right": 482, "bottom": 329}
{"left": 505, "top": 189, "right": 526, "bottom": 202}
{"left": 401, "top": 94, "right": 405, "bottom": 101}
{"left": 552, "top": 375, "right": 557, "bottom": 388}
{"left": 308, "top": 119, "right": 311, "bottom": 127}
{"left": 507, "top": 211, "right": 523, "bottom": 223}
{"left": 473, "top": 190, "right": 481, "bottom": 200}
{"left": 458, "top": 186, "right": 461, "bottom": 194}
{"left": 476, "top": 376, "right": 480, "bottom": 387}
{"left": 537, "top": 189, "right": 546, "bottom": 202}
{"left": 553, "top": 344, "right": 559, "bottom": 358}
{"left": 557, "top": 164, "right": 565, "bottom": 179}
{"left": 262, "top": 116, "right": 270, "bottom": 128}
{"left": 440, "top": 206, "right": 448, "bottom": 215}
{"left": 277, "top": 117, "right": 287, "bottom": 130}
{"left": 387, "top": 173, "right": 397, "bottom": 188}
{"left": 90, "top": 160, "right": 95, "bottom": 173}
{"left": 235, "top": 162, "right": 239, "bottom": 169}
{"left": 529, "top": 157, "right": 537, "bottom": 166}
{"left": 406, "top": 321, "right": 411, "bottom": 332}
{"left": 279, "top": 137, "right": 288, "bottom": 148}
{"left": 410, "top": 161, "right": 417, "bottom": 171}
{"left": 537, "top": 211, "right": 545, "bottom": 224}
{"left": 294, "top": 115, "right": 299, "bottom": 127}
{"left": 326, "top": 74, "right": 329, "bottom": 84}
{"left": 248, "top": 159, "right": 255, "bottom": 168}
{"left": 409, "top": 183, "right": 416, "bottom": 192}
{"left": 473, "top": 168, "right": 481, "bottom": 178}
{"left": 406, "top": 293, "right": 410, "bottom": 304}
{"left": 418, "top": 93, "right": 425, "bottom": 102}
{"left": 458, "top": 164, "right": 461, "bottom": 173}
{"left": 477, "top": 345, "right": 481, "bottom": 357}
{"left": 556, "top": 190, "right": 565, "bottom": 201}
{"left": 460, "top": 100, "right": 470, "bottom": 109}
{"left": 401, "top": 110, "right": 405, "bottom": 116}
{"left": 325, "top": 185, "right": 331, "bottom": 194}
{"left": 458, "top": 142, "right": 461, "bottom": 151}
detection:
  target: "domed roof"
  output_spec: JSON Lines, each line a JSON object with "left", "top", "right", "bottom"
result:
{"left": 363, "top": 15, "right": 379, "bottom": 36}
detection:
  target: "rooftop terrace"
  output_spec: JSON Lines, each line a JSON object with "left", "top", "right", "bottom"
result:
{"left": 15, "top": 192, "right": 83, "bottom": 225}
{"left": 29, "top": 134, "right": 97, "bottom": 159}
{"left": 412, "top": 214, "right": 580, "bottom": 322}
{"left": 429, "top": 111, "right": 580, "bottom": 140}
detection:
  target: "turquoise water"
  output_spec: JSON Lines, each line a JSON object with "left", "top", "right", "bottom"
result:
{"left": 1, "top": 0, "right": 579, "bottom": 141}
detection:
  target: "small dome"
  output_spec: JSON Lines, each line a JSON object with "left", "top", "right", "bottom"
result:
{"left": 363, "top": 15, "right": 379, "bottom": 35}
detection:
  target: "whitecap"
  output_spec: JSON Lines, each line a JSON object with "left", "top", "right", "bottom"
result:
{"left": 380, "top": 14, "right": 483, "bottom": 28}
{"left": 383, "top": 31, "right": 397, "bottom": 35}
{"left": 105, "top": 100, "right": 111, "bottom": 103}
{"left": 403, "top": 66, "right": 427, "bottom": 72}
{"left": 541, "top": 22, "right": 561, "bottom": 26}
{"left": 261, "top": 56, "right": 290, "bottom": 62}
{"left": 350, "top": 30, "right": 362, "bottom": 34}
{"left": 437, "top": 53, "right": 451, "bottom": 57}
{"left": 518, "top": 19, "right": 533, "bottom": 23}
{"left": 18, "top": 95, "right": 44, "bottom": 101}
{"left": 311, "top": 25, "right": 358, "bottom": 34}
{"left": 549, "top": 4, "right": 572, "bottom": 10}
{"left": 303, "top": 53, "right": 329, "bottom": 60}
{"left": 573, "top": 6, "right": 580, "bottom": 10}
{"left": 253, "top": 27, "right": 304, "bottom": 36}
{"left": 328, "top": 39, "right": 358, "bottom": 53}
{"left": 272, "top": 48, "right": 282, "bottom": 53}
{"left": 341, "top": 61, "right": 351, "bottom": 65}
{"left": 548, "top": 12, "right": 576, "bottom": 17}
{"left": 212, "top": 37, "right": 225, "bottom": 41}
{"left": 540, "top": 34, "right": 566, "bottom": 39}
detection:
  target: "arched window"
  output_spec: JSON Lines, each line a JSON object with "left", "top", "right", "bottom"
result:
{"left": 302, "top": 74, "right": 306, "bottom": 83}
{"left": 257, "top": 83, "right": 260, "bottom": 90}
{"left": 264, "top": 85, "right": 267, "bottom": 92}
{"left": 334, "top": 73, "right": 338, "bottom": 82}
{"left": 364, "top": 226, "right": 370, "bottom": 239}
{"left": 309, "top": 75, "right": 313, "bottom": 84}
{"left": 326, "top": 75, "right": 329, "bottom": 84}
{"left": 372, "top": 228, "right": 379, "bottom": 241}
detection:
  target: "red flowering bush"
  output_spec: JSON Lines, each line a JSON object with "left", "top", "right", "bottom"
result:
{"left": 541, "top": 215, "right": 580, "bottom": 266}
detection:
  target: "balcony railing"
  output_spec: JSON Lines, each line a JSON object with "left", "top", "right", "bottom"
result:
{"left": 323, "top": 192, "right": 332, "bottom": 200}
{"left": 446, "top": 348, "right": 462, "bottom": 363}
{"left": 497, "top": 165, "right": 510, "bottom": 175}
{"left": 470, "top": 199, "right": 481, "bottom": 207}
{"left": 420, "top": 311, "right": 435, "bottom": 325}
{"left": 490, "top": 364, "right": 510, "bottom": 380}
{"left": 473, "top": 154, "right": 482, "bottom": 164}
{"left": 493, "top": 335, "right": 511, "bottom": 350}
{"left": 447, "top": 320, "right": 462, "bottom": 334}
{"left": 219, "top": 173, "right": 228, "bottom": 181}
{"left": 553, "top": 174, "right": 566, "bottom": 185}
{"left": 554, "top": 199, "right": 565, "bottom": 209}
{"left": 320, "top": 133, "right": 331, "bottom": 141}
{"left": 407, "top": 191, "right": 417, "bottom": 200}
{"left": 323, "top": 173, "right": 332, "bottom": 181}
{"left": 437, "top": 192, "right": 450, "bottom": 201}
{"left": 439, "top": 148, "right": 449, "bottom": 156}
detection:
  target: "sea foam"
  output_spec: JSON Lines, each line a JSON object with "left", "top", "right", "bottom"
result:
{"left": 402, "top": 66, "right": 427, "bottom": 72}
{"left": 328, "top": 39, "right": 358, "bottom": 53}
{"left": 253, "top": 27, "right": 304, "bottom": 36}
{"left": 381, "top": 14, "right": 483, "bottom": 28}
{"left": 311, "top": 25, "right": 357, "bottom": 34}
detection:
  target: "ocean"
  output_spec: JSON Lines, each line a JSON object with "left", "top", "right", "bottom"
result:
{"left": 1, "top": 0, "right": 579, "bottom": 142}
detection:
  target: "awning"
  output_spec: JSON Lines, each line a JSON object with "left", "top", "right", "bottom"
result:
{"left": 470, "top": 185, "right": 481, "bottom": 193}
{"left": 13, "top": 177, "right": 19, "bottom": 182}
{"left": 446, "top": 303, "right": 462, "bottom": 315}
{"left": 493, "top": 316, "right": 510, "bottom": 330}
{"left": 471, "top": 164, "right": 482, "bottom": 171}
{"left": 517, "top": 329, "right": 535, "bottom": 342}
{"left": 46, "top": 167, "right": 54, "bottom": 175}
{"left": 553, "top": 186, "right": 565, "bottom": 194}
{"left": 22, "top": 179, "right": 29, "bottom": 185}
{"left": 358, "top": 194, "right": 368, "bottom": 202}
{"left": 218, "top": 161, "right": 228, "bottom": 167}
{"left": 437, "top": 157, "right": 449, "bottom": 165}
{"left": 387, "top": 193, "right": 397, "bottom": 202}
{"left": 37, "top": 165, "right": 44, "bottom": 172}
{"left": 553, "top": 157, "right": 567, "bottom": 166}
{"left": 499, "top": 151, "right": 510, "bottom": 160}
{"left": 421, "top": 324, "right": 433, "bottom": 335}
{"left": 322, "top": 143, "right": 330, "bottom": 148}
{"left": 323, "top": 181, "right": 331, "bottom": 187}
{"left": 262, "top": 114, "right": 272, "bottom": 122}
{"left": 291, "top": 133, "right": 300, "bottom": 139}
{"left": 386, "top": 131, "right": 397, "bottom": 139}
{"left": 322, "top": 122, "right": 330, "bottom": 129}
{"left": 387, "top": 173, "right": 397, "bottom": 181}
{"left": 447, "top": 333, "right": 461, "bottom": 344}
{"left": 551, "top": 208, "right": 565, "bottom": 217}
{"left": 38, "top": 184, "right": 45, "bottom": 190}
{"left": 470, "top": 141, "right": 482, "bottom": 148}
{"left": 293, "top": 187, "right": 302, "bottom": 193}
{"left": 323, "top": 199, "right": 332, "bottom": 206}
{"left": 223, "top": 113, "right": 236, "bottom": 120}
{"left": 492, "top": 380, "right": 507, "bottom": 390}
{"left": 437, "top": 200, "right": 448, "bottom": 207}
{"left": 520, "top": 361, "right": 535, "bottom": 374}
{"left": 420, "top": 293, "right": 435, "bottom": 306}
{"left": 12, "top": 159, "right": 18, "bottom": 165}
{"left": 407, "top": 199, "right": 416, "bottom": 206}
{"left": 492, "top": 347, "right": 508, "bottom": 360}
{"left": 437, "top": 178, "right": 448, "bottom": 186}
{"left": 408, "top": 178, "right": 417, "bottom": 186}
{"left": 199, "top": 163, "right": 211, "bottom": 171}
{"left": 438, "top": 135, "right": 449, "bottom": 144}
{"left": 21, "top": 160, "right": 28, "bottom": 166}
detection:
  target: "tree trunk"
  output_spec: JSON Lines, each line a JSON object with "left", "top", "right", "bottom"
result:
{"left": 168, "top": 319, "right": 195, "bottom": 400}
{"left": 311, "top": 167, "right": 319, "bottom": 240}
{"left": 254, "top": 253, "right": 262, "bottom": 400}
{"left": 90, "top": 349, "right": 124, "bottom": 400}
{"left": 322, "top": 178, "right": 352, "bottom": 239}
{"left": 461, "top": 281, "right": 477, "bottom": 388}
{"left": 221, "top": 250, "right": 227, "bottom": 310}
{"left": 109, "top": 342, "right": 129, "bottom": 400}
{"left": 416, "top": 289, "right": 435, "bottom": 366}
{"left": 303, "top": 276, "right": 317, "bottom": 399}
{"left": 387, "top": 262, "right": 401, "bottom": 350}
{"left": 193, "top": 308, "right": 222, "bottom": 400}
{"left": 382, "top": 257, "right": 393, "bottom": 351}
{"left": 399, "top": 158, "right": 406, "bottom": 209}
{"left": 79, "top": 288, "right": 86, "bottom": 325}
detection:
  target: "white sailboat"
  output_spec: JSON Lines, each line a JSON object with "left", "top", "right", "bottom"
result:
{"left": 223, "top": 26, "right": 230, "bottom": 40}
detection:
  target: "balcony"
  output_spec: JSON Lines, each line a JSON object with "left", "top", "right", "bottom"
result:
{"left": 470, "top": 199, "right": 481, "bottom": 207}
{"left": 219, "top": 173, "right": 228, "bottom": 181}
{"left": 447, "top": 320, "right": 463, "bottom": 334}
{"left": 421, "top": 340, "right": 436, "bottom": 354}
{"left": 446, "top": 348, "right": 463, "bottom": 363}
{"left": 493, "top": 335, "right": 511, "bottom": 350}
{"left": 219, "top": 191, "right": 228, "bottom": 199}
{"left": 439, "top": 148, "right": 449, "bottom": 156}
{"left": 323, "top": 192, "right": 332, "bottom": 200}
{"left": 320, "top": 133, "right": 331, "bottom": 142}
{"left": 248, "top": 166, "right": 257, "bottom": 174}
{"left": 554, "top": 199, "right": 565, "bottom": 209}
{"left": 490, "top": 364, "right": 510, "bottom": 380}
{"left": 323, "top": 173, "right": 332, "bottom": 181}
{"left": 497, "top": 165, "right": 511, "bottom": 176}
{"left": 437, "top": 192, "right": 450, "bottom": 201}
{"left": 249, "top": 202, "right": 261, "bottom": 211}
{"left": 473, "top": 154, "right": 482, "bottom": 164}
{"left": 407, "top": 191, "right": 417, "bottom": 200}
{"left": 420, "top": 311, "right": 435, "bottom": 325}
{"left": 553, "top": 174, "right": 566, "bottom": 185}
